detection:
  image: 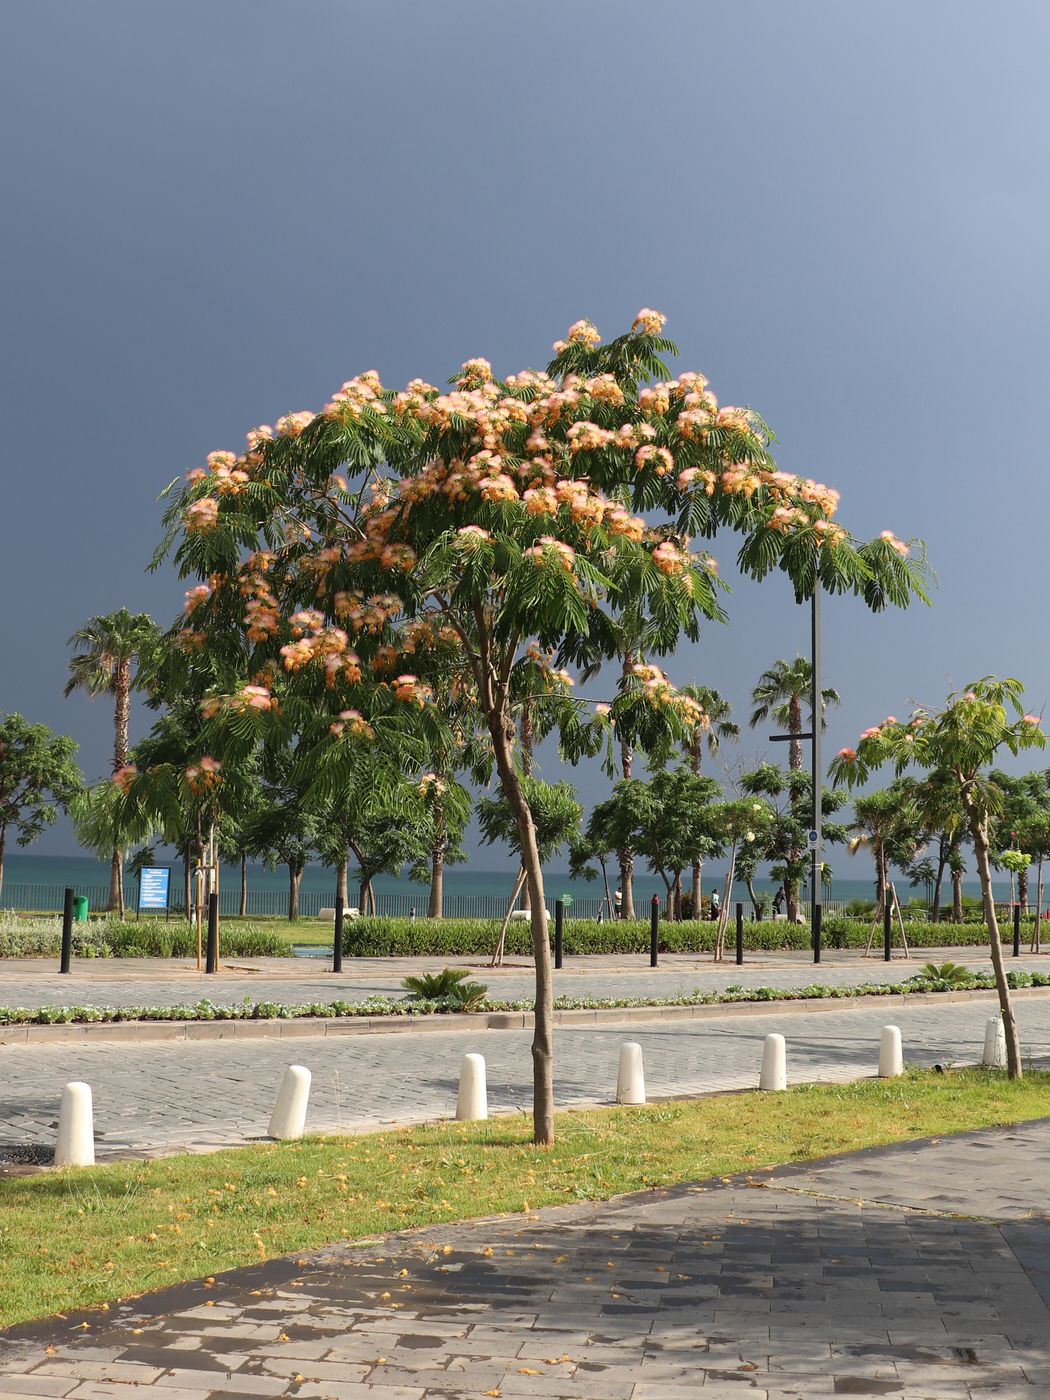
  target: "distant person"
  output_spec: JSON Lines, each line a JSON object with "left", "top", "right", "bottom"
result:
{"left": 614, "top": 887, "right": 622, "bottom": 918}
{"left": 710, "top": 888, "right": 720, "bottom": 921}
{"left": 597, "top": 904, "right": 605, "bottom": 924}
{"left": 772, "top": 888, "right": 785, "bottom": 916}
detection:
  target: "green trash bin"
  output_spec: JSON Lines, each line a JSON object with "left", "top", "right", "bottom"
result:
{"left": 72, "top": 895, "right": 89, "bottom": 923}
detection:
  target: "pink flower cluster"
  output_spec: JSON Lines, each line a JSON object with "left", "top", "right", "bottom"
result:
{"left": 329, "top": 709, "right": 374, "bottom": 740}
{"left": 393, "top": 674, "right": 433, "bottom": 708}
{"left": 879, "top": 530, "right": 910, "bottom": 558}
{"left": 185, "top": 756, "right": 222, "bottom": 794}
{"left": 632, "top": 308, "right": 667, "bottom": 335}
{"left": 524, "top": 537, "right": 576, "bottom": 572}
{"left": 112, "top": 763, "right": 138, "bottom": 793}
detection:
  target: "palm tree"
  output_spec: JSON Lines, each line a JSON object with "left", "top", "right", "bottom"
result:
{"left": 681, "top": 685, "right": 739, "bottom": 914}
{"left": 64, "top": 609, "right": 158, "bottom": 914}
{"left": 749, "top": 657, "right": 840, "bottom": 773}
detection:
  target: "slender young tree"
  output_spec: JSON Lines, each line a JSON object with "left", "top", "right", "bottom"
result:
{"left": 158, "top": 311, "right": 928, "bottom": 1143}
{"left": 64, "top": 609, "right": 158, "bottom": 914}
{"left": 833, "top": 677, "right": 1046, "bottom": 1079}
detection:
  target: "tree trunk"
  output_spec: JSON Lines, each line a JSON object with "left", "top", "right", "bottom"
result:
{"left": 618, "top": 848, "right": 635, "bottom": 919}
{"left": 427, "top": 808, "right": 445, "bottom": 919}
{"left": 240, "top": 853, "right": 248, "bottom": 917}
{"left": 786, "top": 878, "right": 799, "bottom": 924}
{"left": 952, "top": 867, "right": 964, "bottom": 923}
{"left": 0, "top": 827, "right": 5, "bottom": 899}
{"left": 108, "top": 849, "right": 126, "bottom": 919}
{"left": 1032, "top": 856, "right": 1043, "bottom": 954}
{"left": 970, "top": 814, "right": 1022, "bottom": 1078}
{"left": 932, "top": 843, "right": 946, "bottom": 922}
{"left": 788, "top": 694, "right": 803, "bottom": 773}
{"left": 714, "top": 844, "right": 738, "bottom": 961}
{"left": 336, "top": 854, "right": 349, "bottom": 907}
{"left": 288, "top": 863, "right": 302, "bottom": 921}
{"left": 673, "top": 873, "right": 683, "bottom": 922}
{"left": 183, "top": 849, "right": 191, "bottom": 922}
{"left": 1019, "top": 868, "right": 1029, "bottom": 915}
{"left": 747, "top": 877, "right": 760, "bottom": 919}
{"left": 489, "top": 703, "right": 553, "bottom": 1146}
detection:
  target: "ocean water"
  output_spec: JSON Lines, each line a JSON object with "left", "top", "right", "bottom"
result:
{"left": 0, "top": 852, "right": 1001, "bottom": 907}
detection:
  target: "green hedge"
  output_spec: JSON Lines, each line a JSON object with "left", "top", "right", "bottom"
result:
{"left": 344, "top": 915, "right": 1019, "bottom": 958}
{"left": 0, "top": 916, "right": 291, "bottom": 960}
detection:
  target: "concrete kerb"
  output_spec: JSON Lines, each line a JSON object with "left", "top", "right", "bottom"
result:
{"left": 0, "top": 982, "right": 1045, "bottom": 1047}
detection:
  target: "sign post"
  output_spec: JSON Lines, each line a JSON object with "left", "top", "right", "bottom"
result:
{"left": 138, "top": 867, "right": 172, "bottom": 919}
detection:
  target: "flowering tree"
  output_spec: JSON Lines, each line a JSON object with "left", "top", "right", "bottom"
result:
{"left": 159, "top": 310, "right": 927, "bottom": 1144}
{"left": 832, "top": 678, "right": 1046, "bottom": 1079}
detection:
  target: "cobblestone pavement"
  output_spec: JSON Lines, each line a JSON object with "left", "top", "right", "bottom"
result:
{"left": 1, "top": 947, "right": 1047, "bottom": 1012}
{"left": 3, "top": 998, "right": 1050, "bottom": 1159}
{"left": 2, "top": 1121, "right": 1050, "bottom": 1397}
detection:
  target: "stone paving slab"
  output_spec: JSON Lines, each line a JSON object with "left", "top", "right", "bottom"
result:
{"left": 1, "top": 949, "right": 1046, "bottom": 1014}
{"left": 2, "top": 998, "right": 1050, "bottom": 1160}
{"left": 2, "top": 1123, "right": 1050, "bottom": 1396}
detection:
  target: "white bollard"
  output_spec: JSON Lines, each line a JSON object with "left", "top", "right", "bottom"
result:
{"left": 55, "top": 1081, "right": 95, "bottom": 1167}
{"left": 456, "top": 1053, "right": 488, "bottom": 1121}
{"left": 982, "top": 1016, "right": 1007, "bottom": 1069}
{"left": 878, "top": 1025, "right": 904, "bottom": 1078}
{"left": 616, "top": 1041, "right": 646, "bottom": 1105}
{"left": 268, "top": 1065, "right": 312, "bottom": 1140}
{"left": 759, "top": 1033, "right": 787, "bottom": 1091}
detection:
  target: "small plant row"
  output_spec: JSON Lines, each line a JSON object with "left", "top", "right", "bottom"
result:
{"left": 0, "top": 916, "right": 291, "bottom": 960}
{"left": 3, "top": 966, "right": 1046, "bottom": 1026}
{"left": 343, "top": 915, "right": 1033, "bottom": 958}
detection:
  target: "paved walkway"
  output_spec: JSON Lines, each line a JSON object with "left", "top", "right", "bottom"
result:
{"left": 0, "top": 948, "right": 1045, "bottom": 1012}
{"left": 2, "top": 1120, "right": 1049, "bottom": 1396}
{"left": 3, "top": 998, "right": 1050, "bottom": 1159}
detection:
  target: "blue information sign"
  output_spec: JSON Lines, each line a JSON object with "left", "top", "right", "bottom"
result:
{"left": 139, "top": 866, "right": 171, "bottom": 912}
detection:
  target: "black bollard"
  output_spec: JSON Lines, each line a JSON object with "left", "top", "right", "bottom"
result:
{"left": 813, "top": 902, "right": 822, "bottom": 965}
{"left": 554, "top": 899, "right": 564, "bottom": 970}
{"left": 883, "top": 897, "right": 892, "bottom": 961}
{"left": 650, "top": 894, "right": 659, "bottom": 968}
{"left": 60, "top": 887, "right": 74, "bottom": 974}
{"left": 1013, "top": 902, "right": 1021, "bottom": 958}
{"left": 735, "top": 902, "right": 744, "bottom": 966}
{"left": 333, "top": 896, "right": 344, "bottom": 973}
{"left": 205, "top": 892, "right": 219, "bottom": 973}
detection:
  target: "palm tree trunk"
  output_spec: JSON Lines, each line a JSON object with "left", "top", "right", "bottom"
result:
{"left": 932, "top": 845, "right": 946, "bottom": 922}
{"left": 288, "top": 862, "right": 302, "bottom": 921}
{"left": 788, "top": 694, "right": 803, "bottom": 773}
{"left": 239, "top": 854, "right": 248, "bottom": 917}
{"left": 969, "top": 812, "right": 1022, "bottom": 1078}
{"left": 107, "top": 661, "right": 132, "bottom": 915}
{"left": 428, "top": 797, "right": 445, "bottom": 918}
{"left": 952, "top": 867, "right": 964, "bottom": 923}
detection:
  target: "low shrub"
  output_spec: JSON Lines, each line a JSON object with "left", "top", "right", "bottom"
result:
{"left": 0, "top": 915, "right": 291, "bottom": 960}
{"left": 343, "top": 914, "right": 1018, "bottom": 958}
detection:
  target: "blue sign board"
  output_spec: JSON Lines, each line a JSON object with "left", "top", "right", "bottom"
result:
{"left": 138, "top": 866, "right": 171, "bottom": 912}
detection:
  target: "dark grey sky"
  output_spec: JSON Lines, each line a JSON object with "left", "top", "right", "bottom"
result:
{"left": 3, "top": 1, "right": 1048, "bottom": 858}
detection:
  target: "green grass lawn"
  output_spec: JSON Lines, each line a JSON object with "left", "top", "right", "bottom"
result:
{"left": 2, "top": 1070, "right": 1049, "bottom": 1329}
